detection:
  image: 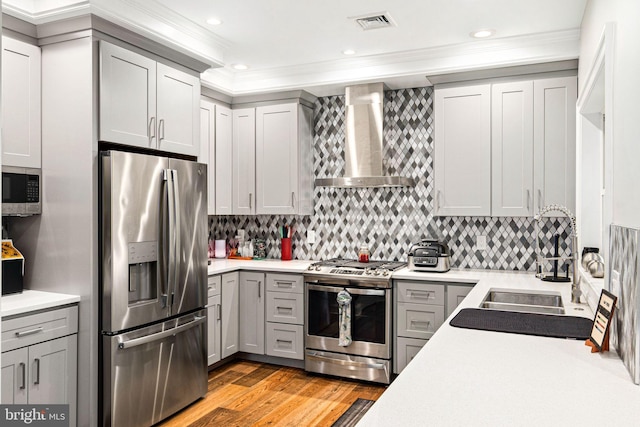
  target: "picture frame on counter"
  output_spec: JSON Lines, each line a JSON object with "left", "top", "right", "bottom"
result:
{"left": 586, "top": 289, "right": 617, "bottom": 353}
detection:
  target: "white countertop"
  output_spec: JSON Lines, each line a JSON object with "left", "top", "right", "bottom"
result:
{"left": 358, "top": 269, "right": 640, "bottom": 426}
{"left": 1, "top": 290, "right": 81, "bottom": 318}
{"left": 208, "top": 258, "right": 314, "bottom": 275}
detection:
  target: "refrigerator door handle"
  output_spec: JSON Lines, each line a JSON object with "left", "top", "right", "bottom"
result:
{"left": 117, "top": 316, "right": 206, "bottom": 350}
{"left": 171, "top": 169, "right": 181, "bottom": 307}
{"left": 164, "top": 169, "right": 178, "bottom": 310}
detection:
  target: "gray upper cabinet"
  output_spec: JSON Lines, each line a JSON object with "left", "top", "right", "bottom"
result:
{"left": 533, "top": 76, "right": 577, "bottom": 213}
{"left": 434, "top": 84, "right": 492, "bottom": 216}
{"left": 491, "top": 81, "right": 534, "bottom": 216}
{"left": 435, "top": 75, "right": 576, "bottom": 217}
{"left": 99, "top": 41, "right": 200, "bottom": 156}
{"left": 2, "top": 36, "right": 42, "bottom": 168}
{"left": 232, "top": 108, "right": 256, "bottom": 214}
{"left": 255, "top": 103, "right": 313, "bottom": 215}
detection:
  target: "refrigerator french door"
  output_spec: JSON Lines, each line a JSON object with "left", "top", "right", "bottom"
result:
{"left": 100, "top": 150, "right": 208, "bottom": 427}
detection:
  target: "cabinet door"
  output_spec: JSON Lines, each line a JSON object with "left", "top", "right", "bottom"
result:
{"left": 1, "top": 347, "right": 28, "bottom": 404}
{"left": 99, "top": 41, "right": 156, "bottom": 148}
{"left": 492, "top": 81, "right": 534, "bottom": 216}
{"left": 200, "top": 100, "right": 216, "bottom": 215}
{"left": 28, "top": 335, "right": 77, "bottom": 427}
{"left": 434, "top": 85, "right": 491, "bottom": 216}
{"left": 239, "top": 272, "right": 265, "bottom": 354}
{"left": 446, "top": 285, "right": 473, "bottom": 318}
{"left": 395, "top": 337, "right": 428, "bottom": 374}
{"left": 215, "top": 105, "right": 234, "bottom": 214}
{"left": 2, "top": 37, "right": 41, "bottom": 168}
{"left": 534, "top": 76, "right": 577, "bottom": 213}
{"left": 221, "top": 272, "right": 239, "bottom": 359}
{"left": 256, "top": 103, "right": 298, "bottom": 214}
{"left": 207, "top": 294, "right": 222, "bottom": 366}
{"left": 232, "top": 108, "right": 256, "bottom": 214}
{"left": 156, "top": 63, "right": 200, "bottom": 156}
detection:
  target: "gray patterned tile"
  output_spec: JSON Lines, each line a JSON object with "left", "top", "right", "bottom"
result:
{"left": 609, "top": 224, "right": 640, "bottom": 384}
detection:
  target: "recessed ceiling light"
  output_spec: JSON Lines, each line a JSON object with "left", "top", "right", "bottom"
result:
{"left": 206, "top": 17, "right": 222, "bottom": 25}
{"left": 471, "top": 29, "right": 495, "bottom": 39}
{"left": 232, "top": 64, "right": 248, "bottom": 70}
{"left": 342, "top": 49, "right": 356, "bottom": 55}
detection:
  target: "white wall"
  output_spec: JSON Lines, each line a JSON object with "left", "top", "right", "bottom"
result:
{"left": 580, "top": 0, "right": 640, "bottom": 228}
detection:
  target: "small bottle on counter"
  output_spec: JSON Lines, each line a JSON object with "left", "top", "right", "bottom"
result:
{"left": 358, "top": 245, "right": 370, "bottom": 263}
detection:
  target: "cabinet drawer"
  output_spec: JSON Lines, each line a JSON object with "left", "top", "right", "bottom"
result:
{"left": 2, "top": 306, "right": 79, "bottom": 353}
{"left": 395, "top": 337, "right": 428, "bottom": 374}
{"left": 266, "top": 292, "right": 303, "bottom": 324}
{"left": 208, "top": 275, "right": 221, "bottom": 296}
{"left": 265, "top": 323, "right": 303, "bottom": 360}
{"left": 266, "top": 273, "right": 303, "bottom": 294}
{"left": 397, "top": 302, "right": 444, "bottom": 340}
{"left": 396, "top": 281, "right": 445, "bottom": 305}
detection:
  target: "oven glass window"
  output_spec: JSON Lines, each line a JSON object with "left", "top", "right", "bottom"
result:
{"left": 308, "top": 288, "right": 387, "bottom": 344}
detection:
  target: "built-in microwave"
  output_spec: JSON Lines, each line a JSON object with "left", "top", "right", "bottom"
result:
{"left": 2, "top": 166, "right": 42, "bottom": 216}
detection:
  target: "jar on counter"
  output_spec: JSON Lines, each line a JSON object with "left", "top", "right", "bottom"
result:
{"left": 358, "top": 245, "right": 370, "bottom": 263}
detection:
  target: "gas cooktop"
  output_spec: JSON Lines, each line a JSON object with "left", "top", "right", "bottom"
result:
{"left": 306, "top": 258, "right": 406, "bottom": 277}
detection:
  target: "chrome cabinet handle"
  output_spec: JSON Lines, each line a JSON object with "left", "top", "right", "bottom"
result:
{"left": 435, "top": 190, "right": 442, "bottom": 212}
{"left": 291, "top": 192, "right": 295, "bottom": 208}
{"left": 408, "top": 290, "right": 432, "bottom": 299}
{"left": 217, "top": 303, "right": 221, "bottom": 321}
{"left": 15, "top": 327, "right": 44, "bottom": 338}
{"left": 526, "top": 189, "right": 531, "bottom": 211}
{"left": 34, "top": 358, "right": 40, "bottom": 385}
{"left": 249, "top": 193, "right": 252, "bottom": 210}
{"left": 149, "top": 117, "right": 156, "bottom": 145}
{"left": 276, "top": 306, "right": 293, "bottom": 314}
{"left": 258, "top": 281, "right": 261, "bottom": 299}
{"left": 158, "top": 119, "right": 165, "bottom": 142}
{"left": 276, "top": 281, "right": 293, "bottom": 288}
{"left": 19, "top": 363, "right": 26, "bottom": 390}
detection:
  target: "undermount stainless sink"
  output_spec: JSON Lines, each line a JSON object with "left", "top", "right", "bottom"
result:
{"left": 480, "top": 289, "right": 565, "bottom": 315}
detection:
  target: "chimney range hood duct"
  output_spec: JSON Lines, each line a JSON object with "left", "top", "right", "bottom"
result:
{"left": 315, "top": 83, "right": 415, "bottom": 188}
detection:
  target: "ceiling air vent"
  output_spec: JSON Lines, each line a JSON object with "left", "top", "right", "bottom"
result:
{"left": 351, "top": 12, "right": 396, "bottom": 31}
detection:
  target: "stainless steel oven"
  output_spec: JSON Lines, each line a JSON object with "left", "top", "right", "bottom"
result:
{"left": 304, "top": 259, "right": 405, "bottom": 384}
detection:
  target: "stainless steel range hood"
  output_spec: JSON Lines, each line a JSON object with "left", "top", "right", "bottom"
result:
{"left": 315, "top": 83, "right": 415, "bottom": 188}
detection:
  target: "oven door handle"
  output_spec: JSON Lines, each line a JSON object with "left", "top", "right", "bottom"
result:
{"left": 306, "top": 352, "right": 388, "bottom": 370}
{"left": 307, "top": 284, "right": 386, "bottom": 296}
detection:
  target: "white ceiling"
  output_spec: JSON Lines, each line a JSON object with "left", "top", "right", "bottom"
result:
{"left": 4, "top": 0, "right": 588, "bottom": 96}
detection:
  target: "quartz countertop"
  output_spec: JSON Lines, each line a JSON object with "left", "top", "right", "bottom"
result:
{"left": 358, "top": 269, "right": 640, "bottom": 426}
{"left": 207, "top": 258, "right": 314, "bottom": 275}
{"left": 1, "top": 290, "right": 81, "bottom": 318}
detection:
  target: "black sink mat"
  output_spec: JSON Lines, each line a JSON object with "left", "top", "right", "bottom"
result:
{"left": 450, "top": 308, "right": 592, "bottom": 339}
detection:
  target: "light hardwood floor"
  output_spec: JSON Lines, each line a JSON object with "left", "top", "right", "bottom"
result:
{"left": 159, "top": 360, "right": 387, "bottom": 427}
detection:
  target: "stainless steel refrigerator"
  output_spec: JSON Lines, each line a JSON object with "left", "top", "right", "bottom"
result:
{"left": 100, "top": 150, "right": 207, "bottom": 427}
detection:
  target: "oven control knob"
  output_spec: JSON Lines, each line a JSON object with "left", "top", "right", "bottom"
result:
{"left": 381, "top": 269, "right": 389, "bottom": 276}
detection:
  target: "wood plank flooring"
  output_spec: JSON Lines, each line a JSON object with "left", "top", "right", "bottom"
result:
{"left": 159, "top": 360, "right": 387, "bottom": 427}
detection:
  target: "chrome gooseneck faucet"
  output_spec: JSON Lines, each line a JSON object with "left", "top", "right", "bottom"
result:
{"left": 533, "top": 205, "right": 581, "bottom": 303}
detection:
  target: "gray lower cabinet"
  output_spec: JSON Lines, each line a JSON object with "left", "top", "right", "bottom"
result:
{"left": 394, "top": 281, "right": 474, "bottom": 374}
{"left": 207, "top": 275, "right": 222, "bottom": 366}
{"left": 221, "top": 272, "right": 240, "bottom": 359}
{"left": 265, "top": 273, "right": 304, "bottom": 360}
{"left": 1, "top": 305, "right": 78, "bottom": 427}
{"left": 239, "top": 272, "right": 266, "bottom": 354}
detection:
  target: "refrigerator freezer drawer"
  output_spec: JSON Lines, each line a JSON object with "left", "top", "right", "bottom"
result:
{"left": 102, "top": 311, "right": 207, "bottom": 427}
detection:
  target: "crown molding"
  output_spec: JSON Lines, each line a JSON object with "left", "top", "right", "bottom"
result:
{"left": 202, "top": 28, "right": 581, "bottom": 96}
{"left": 2, "top": 0, "right": 227, "bottom": 70}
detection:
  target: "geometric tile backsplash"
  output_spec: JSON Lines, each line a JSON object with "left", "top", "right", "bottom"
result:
{"left": 609, "top": 224, "right": 640, "bottom": 384}
{"left": 211, "top": 87, "right": 571, "bottom": 270}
